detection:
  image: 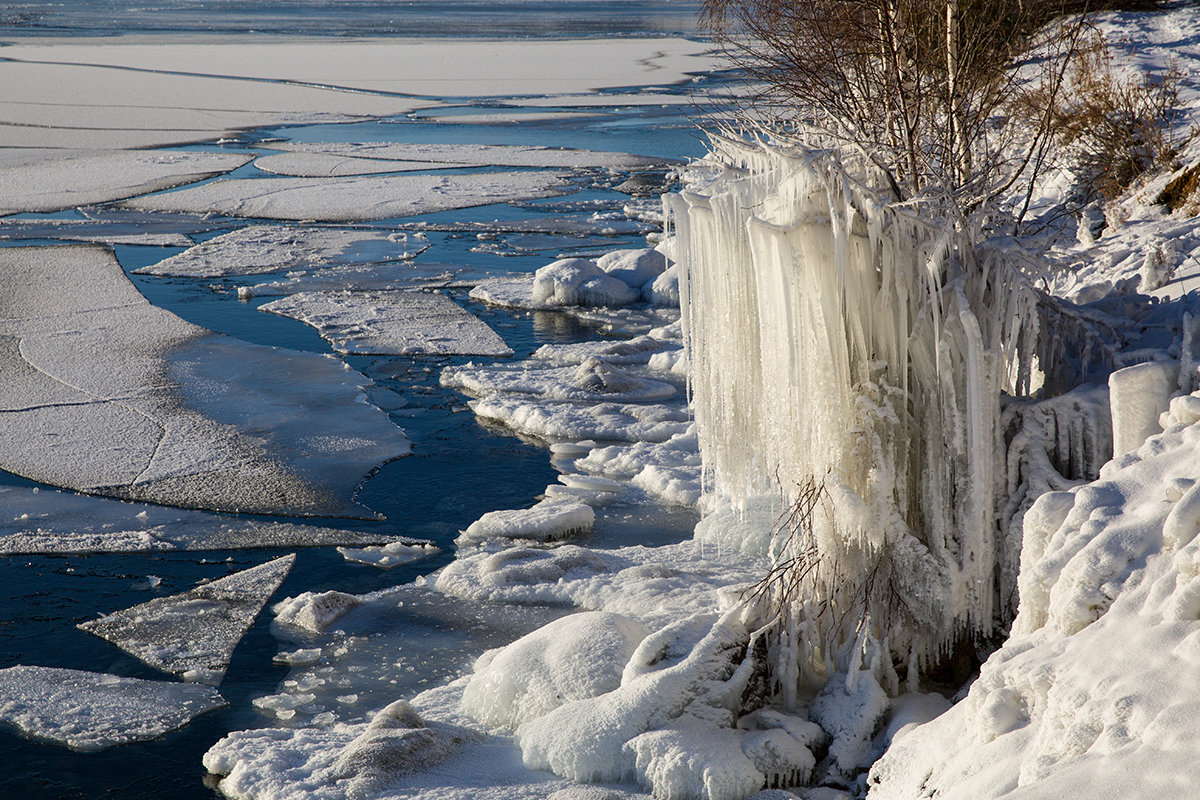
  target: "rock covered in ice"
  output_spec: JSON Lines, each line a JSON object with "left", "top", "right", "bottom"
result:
{"left": 532, "top": 258, "right": 641, "bottom": 308}
{"left": 868, "top": 388, "right": 1200, "bottom": 799}
{"left": 78, "top": 554, "right": 295, "bottom": 685}
{"left": 260, "top": 290, "right": 513, "bottom": 357}
{"left": 596, "top": 248, "right": 669, "bottom": 289}
{"left": 625, "top": 724, "right": 766, "bottom": 800}
{"left": 135, "top": 224, "right": 428, "bottom": 277}
{"left": 643, "top": 264, "right": 680, "bottom": 307}
{"left": 1108, "top": 360, "right": 1176, "bottom": 456}
{"left": 469, "top": 396, "right": 690, "bottom": 444}
{"left": 462, "top": 611, "right": 649, "bottom": 729}
{"left": 337, "top": 540, "right": 441, "bottom": 569}
{"left": 0, "top": 245, "right": 410, "bottom": 518}
{"left": 0, "top": 666, "right": 226, "bottom": 752}
{"left": 0, "top": 150, "right": 252, "bottom": 214}
{"left": 442, "top": 359, "right": 675, "bottom": 403}
{"left": 273, "top": 589, "right": 362, "bottom": 634}
{"left": 809, "top": 670, "right": 889, "bottom": 783}
{"left": 459, "top": 499, "right": 595, "bottom": 545}
{"left": 124, "top": 171, "right": 571, "bottom": 222}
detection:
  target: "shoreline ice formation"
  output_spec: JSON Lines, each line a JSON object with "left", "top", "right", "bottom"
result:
{"left": 0, "top": 245, "right": 410, "bottom": 518}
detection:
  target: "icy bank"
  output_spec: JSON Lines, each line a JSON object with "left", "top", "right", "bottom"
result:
{"left": 0, "top": 245, "right": 409, "bottom": 517}
{"left": 868, "top": 386, "right": 1200, "bottom": 799}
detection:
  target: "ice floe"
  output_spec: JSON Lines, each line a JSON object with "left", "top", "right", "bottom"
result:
{"left": 259, "top": 290, "right": 513, "bottom": 357}
{"left": 337, "top": 541, "right": 441, "bottom": 570}
{"left": 124, "top": 171, "right": 572, "bottom": 222}
{"left": 0, "top": 245, "right": 409, "bottom": 517}
{"left": 237, "top": 261, "right": 507, "bottom": 299}
{"left": 79, "top": 554, "right": 295, "bottom": 685}
{"left": 135, "top": 224, "right": 429, "bottom": 277}
{"left": 0, "top": 150, "right": 252, "bottom": 214}
{"left": 0, "top": 666, "right": 226, "bottom": 752}
{"left": 442, "top": 358, "right": 675, "bottom": 403}
{"left": 0, "top": 484, "right": 429, "bottom": 554}
{"left": 468, "top": 397, "right": 690, "bottom": 443}
{"left": 253, "top": 152, "right": 469, "bottom": 178}
{"left": 259, "top": 141, "right": 662, "bottom": 171}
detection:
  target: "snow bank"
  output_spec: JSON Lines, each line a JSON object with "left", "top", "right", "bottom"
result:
{"left": 461, "top": 611, "right": 649, "bottom": 729}
{"left": 868, "top": 388, "right": 1200, "bottom": 799}
{"left": 0, "top": 666, "right": 226, "bottom": 751}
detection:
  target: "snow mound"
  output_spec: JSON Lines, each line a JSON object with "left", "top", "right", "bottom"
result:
{"left": 78, "top": 554, "right": 295, "bottom": 685}
{"left": 0, "top": 666, "right": 226, "bottom": 752}
{"left": 868, "top": 388, "right": 1200, "bottom": 799}
{"left": 459, "top": 499, "right": 595, "bottom": 545}
{"left": 596, "top": 248, "right": 670, "bottom": 289}
{"left": 461, "top": 611, "right": 649, "bottom": 729}
{"left": 532, "top": 258, "right": 641, "bottom": 308}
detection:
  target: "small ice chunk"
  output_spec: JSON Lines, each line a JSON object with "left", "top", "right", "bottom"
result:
{"left": 273, "top": 589, "right": 361, "bottom": 633}
{"left": 78, "top": 555, "right": 296, "bottom": 685}
{"left": 462, "top": 611, "right": 649, "bottom": 728}
{"left": 260, "top": 290, "right": 513, "bottom": 356}
{"left": 275, "top": 648, "right": 323, "bottom": 666}
{"left": 337, "top": 540, "right": 440, "bottom": 569}
{"left": 0, "top": 666, "right": 226, "bottom": 751}
{"left": 459, "top": 499, "right": 595, "bottom": 544}
{"left": 469, "top": 276, "right": 539, "bottom": 310}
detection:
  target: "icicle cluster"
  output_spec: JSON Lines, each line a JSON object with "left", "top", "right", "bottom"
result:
{"left": 668, "top": 136, "right": 1045, "bottom": 693}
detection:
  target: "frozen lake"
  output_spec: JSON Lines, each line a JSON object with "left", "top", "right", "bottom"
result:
{"left": 0, "top": 4, "right": 726, "bottom": 798}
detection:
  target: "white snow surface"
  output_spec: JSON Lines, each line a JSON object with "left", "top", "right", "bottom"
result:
{"left": 0, "top": 245, "right": 410, "bottom": 518}
{"left": 124, "top": 171, "right": 571, "bottom": 222}
{"left": 260, "top": 290, "right": 513, "bottom": 357}
{"left": 136, "top": 225, "right": 428, "bottom": 277}
{"left": 462, "top": 611, "right": 650, "bottom": 730}
{"left": 0, "top": 150, "right": 251, "bottom": 214}
{"left": 0, "top": 666, "right": 226, "bottom": 752}
{"left": 78, "top": 554, "right": 295, "bottom": 685}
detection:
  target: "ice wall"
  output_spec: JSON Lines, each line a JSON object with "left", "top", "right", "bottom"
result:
{"left": 668, "top": 137, "right": 1047, "bottom": 692}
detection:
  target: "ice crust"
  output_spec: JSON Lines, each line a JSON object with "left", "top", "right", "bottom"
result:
{"left": 135, "top": 225, "right": 429, "bottom": 278}
{"left": 0, "top": 150, "right": 252, "bottom": 214}
{"left": 260, "top": 290, "right": 513, "bottom": 357}
{"left": 0, "top": 666, "right": 226, "bottom": 752}
{"left": 79, "top": 554, "right": 295, "bottom": 685}
{"left": 0, "top": 245, "right": 410, "bottom": 517}
{"left": 124, "top": 171, "right": 572, "bottom": 222}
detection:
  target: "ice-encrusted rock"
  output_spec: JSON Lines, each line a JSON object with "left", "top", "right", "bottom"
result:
{"left": 273, "top": 589, "right": 362, "bottom": 634}
{"left": 596, "top": 248, "right": 669, "bottom": 289}
{"left": 0, "top": 666, "right": 226, "bottom": 751}
{"left": 78, "top": 554, "right": 295, "bottom": 685}
{"left": 458, "top": 499, "right": 595, "bottom": 544}
{"left": 532, "top": 258, "right": 641, "bottom": 308}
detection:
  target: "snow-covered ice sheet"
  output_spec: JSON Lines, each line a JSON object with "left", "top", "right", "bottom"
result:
{"left": 124, "top": 171, "right": 573, "bottom": 222}
{"left": 442, "top": 359, "right": 675, "bottom": 403}
{"left": 0, "top": 484, "right": 425, "bottom": 555}
{"left": 0, "top": 245, "right": 410, "bottom": 517}
{"left": 0, "top": 666, "right": 226, "bottom": 752}
{"left": 253, "top": 152, "right": 470, "bottom": 177}
{"left": 337, "top": 541, "right": 441, "bottom": 569}
{"left": 238, "top": 261, "right": 507, "bottom": 299}
{"left": 459, "top": 499, "right": 596, "bottom": 545}
{"left": 260, "top": 141, "right": 662, "bottom": 171}
{"left": 0, "top": 150, "right": 252, "bottom": 214}
{"left": 135, "top": 224, "right": 428, "bottom": 277}
{"left": 260, "top": 290, "right": 513, "bottom": 357}
{"left": 79, "top": 554, "right": 295, "bottom": 685}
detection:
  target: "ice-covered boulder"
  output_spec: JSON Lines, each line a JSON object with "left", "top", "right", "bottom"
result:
{"left": 458, "top": 498, "right": 595, "bottom": 544}
{"left": 273, "top": 589, "right": 361, "bottom": 634}
{"left": 596, "top": 248, "right": 669, "bottom": 289}
{"left": 533, "top": 258, "right": 640, "bottom": 307}
{"left": 461, "top": 611, "right": 649, "bottom": 729}
{"left": 643, "top": 264, "right": 681, "bottom": 307}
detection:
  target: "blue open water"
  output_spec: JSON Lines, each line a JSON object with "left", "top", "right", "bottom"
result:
{"left": 0, "top": 4, "right": 714, "bottom": 798}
